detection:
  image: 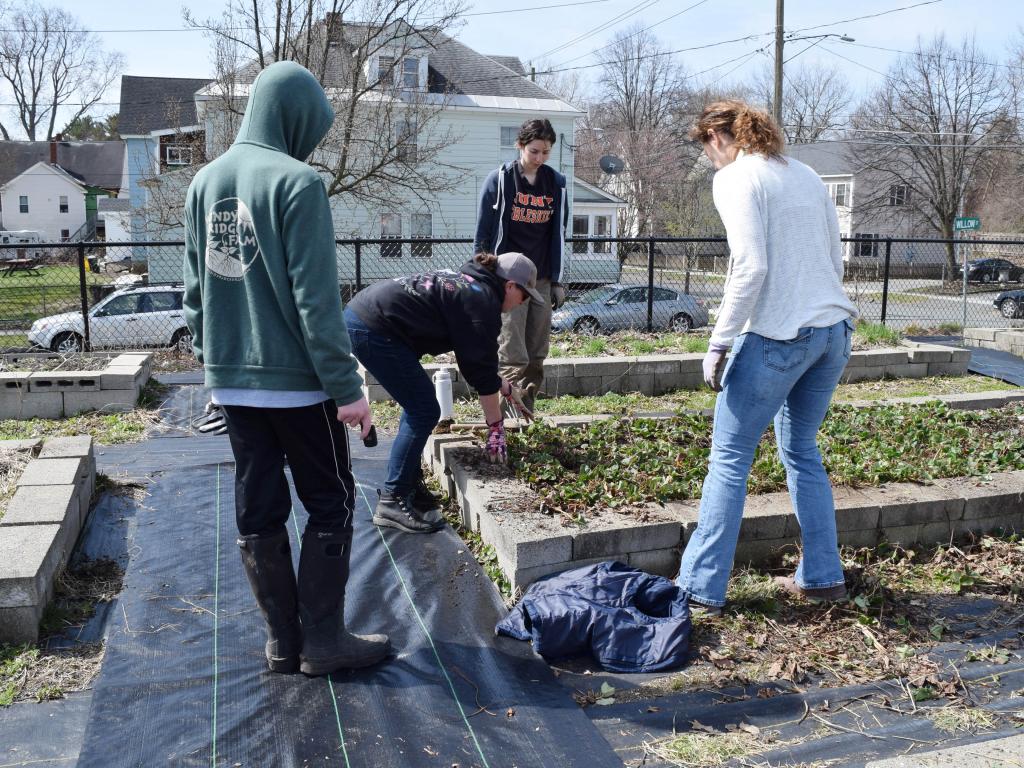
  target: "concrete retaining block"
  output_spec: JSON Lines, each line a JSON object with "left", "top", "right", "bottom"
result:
{"left": 27, "top": 372, "right": 100, "bottom": 393}
{"left": 572, "top": 516, "right": 680, "bottom": 560}
{"left": 3, "top": 485, "right": 79, "bottom": 529}
{"left": 734, "top": 537, "right": 797, "bottom": 565}
{"left": 64, "top": 387, "right": 139, "bottom": 416}
{"left": 868, "top": 483, "right": 964, "bottom": 529}
{"left": 837, "top": 528, "right": 882, "bottom": 549}
{"left": 964, "top": 328, "right": 997, "bottom": 342}
{"left": 617, "top": 373, "right": 655, "bottom": 395}
{"left": 907, "top": 346, "right": 953, "bottom": 364}
{"left": 738, "top": 493, "right": 793, "bottom": 540}
{"left": 931, "top": 472, "right": 1024, "bottom": 520}
{"left": 512, "top": 553, "right": 631, "bottom": 593}
{"left": 572, "top": 357, "right": 630, "bottom": 377}
{"left": 831, "top": 486, "right": 882, "bottom": 533}
{"left": 628, "top": 547, "right": 680, "bottom": 578}
{"left": 883, "top": 363, "right": 929, "bottom": 379}
{"left": 927, "top": 361, "right": 969, "bottom": 376}
{"left": 0, "top": 392, "right": 64, "bottom": 419}
{"left": 0, "top": 524, "right": 64, "bottom": 644}
{"left": 0, "top": 372, "right": 29, "bottom": 393}
{"left": 630, "top": 356, "right": 682, "bottom": 375}
{"left": 0, "top": 438, "right": 41, "bottom": 452}
{"left": 99, "top": 366, "right": 144, "bottom": 390}
{"left": 841, "top": 366, "right": 887, "bottom": 383}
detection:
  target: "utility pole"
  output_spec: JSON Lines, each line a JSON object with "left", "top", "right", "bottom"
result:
{"left": 773, "top": 0, "right": 784, "bottom": 127}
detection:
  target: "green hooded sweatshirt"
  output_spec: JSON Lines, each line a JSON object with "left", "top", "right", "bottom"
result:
{"left": 183, "top": 61, "right": 363, "bottom": 406}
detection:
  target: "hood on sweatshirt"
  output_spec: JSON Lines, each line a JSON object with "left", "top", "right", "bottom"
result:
{"left": 234, "top": 61, "right": 334, "bottom": 161}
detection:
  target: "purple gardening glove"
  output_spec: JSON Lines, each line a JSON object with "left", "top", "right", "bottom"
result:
{"left": 485, "top": 420, "right": 507, "bottom": 464}
{"left": 703, "top": 347, "right": 728, "bottom": 392}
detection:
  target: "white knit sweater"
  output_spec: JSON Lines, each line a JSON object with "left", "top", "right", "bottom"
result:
{"left": 709, "top": 151, "right": 857, "bottom": 349}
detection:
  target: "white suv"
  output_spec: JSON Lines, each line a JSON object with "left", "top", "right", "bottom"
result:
{"left": 28, "top": 286, "right": 192, "bottom": 353}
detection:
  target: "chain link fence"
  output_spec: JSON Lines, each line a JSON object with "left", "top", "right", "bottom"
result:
{"left": 1, "top": 235, "right": 1022, "bottom": 355}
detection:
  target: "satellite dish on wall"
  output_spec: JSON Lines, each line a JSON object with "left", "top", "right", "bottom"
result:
{"left": 599, "top": 154, "right": 625, "bottom": 175}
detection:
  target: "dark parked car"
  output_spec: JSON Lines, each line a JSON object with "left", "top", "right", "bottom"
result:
{"left": 960, "top": 258, "right": 1024, "bottom": 284}
{"left": 994, "top": 288, "right": 1024, "bottom": 319}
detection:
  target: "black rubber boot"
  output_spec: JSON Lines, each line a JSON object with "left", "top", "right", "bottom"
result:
{"left": 373, "top": 489, "right": 445, "bottom": 533}
{"left": 237, "top": 530, "right": 302, "bottom": 673}
{"left": 297, "top": 528, "right": 391, "bottom": 676}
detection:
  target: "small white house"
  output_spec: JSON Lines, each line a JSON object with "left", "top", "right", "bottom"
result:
{"left": 0, "top": 139, "right": 124, "bottom": 243}
{"left": 0, "top": 162, "right": 88, "bottom": 242}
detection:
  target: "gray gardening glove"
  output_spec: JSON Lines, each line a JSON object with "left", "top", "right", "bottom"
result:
{"left": 551, "top": 283, "right": 567, "bottom": 310}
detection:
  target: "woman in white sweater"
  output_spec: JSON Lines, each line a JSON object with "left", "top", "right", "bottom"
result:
{"left": 677, "top": 100, "right": 858, "bottom": 616}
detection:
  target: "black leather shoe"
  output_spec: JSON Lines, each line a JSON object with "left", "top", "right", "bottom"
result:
{"left": 373, "top": 490, "right": 445, "bottom": 534}
{"left": 411, "top": 478, "right": 442, "bottom": 513}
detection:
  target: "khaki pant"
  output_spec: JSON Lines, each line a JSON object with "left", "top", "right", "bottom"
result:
{"left": 499, "top": 278, "right": 551, "bottom": 406}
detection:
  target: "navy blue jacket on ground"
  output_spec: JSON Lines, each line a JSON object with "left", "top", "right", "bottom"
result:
{"left": 474, "top": 161, "right": 569, "bottom": 284}
{"left": 496, "top": 561, "right": 691, "bottom": 673}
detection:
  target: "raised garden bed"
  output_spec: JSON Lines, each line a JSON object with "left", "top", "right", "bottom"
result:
{"left": 0, "top": 352, "right": 152, "bottom": 419}
{"left": 0, "top": 436, "right": 96, "bottom": 644}
{"left": 965, "top": 327, "right": 1024, "bottom": 356}
{"left": 424, "top": 399, "right": 1024, "bottom": 592}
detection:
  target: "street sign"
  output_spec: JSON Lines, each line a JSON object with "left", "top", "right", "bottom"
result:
{"left": 954, "top": 217, "right": 981, "bottom": 231}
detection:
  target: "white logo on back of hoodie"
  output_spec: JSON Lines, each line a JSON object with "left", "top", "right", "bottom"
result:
{"left": 206, "top": 197, "right": 261, "bottom": 280}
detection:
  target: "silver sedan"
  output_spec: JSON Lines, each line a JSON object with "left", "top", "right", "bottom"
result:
{"left": 550, "top": 284, "right": 710, "bottom": 335}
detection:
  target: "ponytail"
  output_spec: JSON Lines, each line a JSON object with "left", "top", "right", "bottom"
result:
{"left": 473, "top": 252, "right": 499, "bottom": 272}
{"left": 689, "top": 99, "right": 784, "bottom": 159}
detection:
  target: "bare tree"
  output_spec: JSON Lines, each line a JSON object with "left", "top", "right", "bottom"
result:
{"left": 0, "top": 1, "right": 124, "bottom": 140}
{"left": 852, "top": 35, "right": 1014, "bottom": 275}
{"left": 185, "top": 0, "right": 469, "bottom": 209}
{"left": 532, "top": 58, "right": 588, "bottom": 108}
{"left": 588, "top": 24, "right": 688, "bottom": 237}
{"left": 752, "top": 61, "right": 852, "bottom": 143}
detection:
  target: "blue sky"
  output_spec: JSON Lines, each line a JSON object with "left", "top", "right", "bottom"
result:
{"left": 18, "top": 0, "right": 1024, "bottom": 127}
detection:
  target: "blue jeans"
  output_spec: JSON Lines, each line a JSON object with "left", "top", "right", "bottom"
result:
{"left": 345, "top": 308, "right": 439, "bottom": 496}
{"left": 677, "top": 318, "right": 854, "bottom": 606}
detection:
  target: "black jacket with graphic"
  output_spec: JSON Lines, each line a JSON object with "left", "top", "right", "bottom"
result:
{"left": 347, "top": 261, "right": 504, "bottom": 395}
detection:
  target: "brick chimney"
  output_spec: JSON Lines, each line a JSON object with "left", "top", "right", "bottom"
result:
{"left": 48, "top": 133, "right": 62, "bottom": 165}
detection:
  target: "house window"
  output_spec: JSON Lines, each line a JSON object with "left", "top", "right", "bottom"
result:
{"left": 572, "top": 215, "right": 589, "bottom": 254}
{"left": 411, "top": 213, "right": 432, "bottom": 258}
{"left": 402, "top": 57, "right": 420, "bottom": 88}
{"left": 59, "top": 195, "right": 69, "bottom": 214}
{"left": 381, "top": 213, "right": 402, "bottom": 258}
{"left": 500, "top": 126, "right": 518, "bottom": 163}
{"left": 60, "top": 229, "right": 70, "bottom": 241}
{"left": 827, "top": 182, "right": 850, "bottom": 207}
{"left": 19, "top": 195, "right": 28, "bottom": 213}
{"left": 855, "top": 233, "right": 881, "bottom": 258}
{"left": 377, "top": 56, "right": 395, "bottom": 88}
{"left": 165, "top": 145, "right": 191, "bottom": 165}
{"left": 395, "top": 120, "right": 417, "bottom": 163}
{"left": 889, "top": 184, "right": 909, "bottom": 206}
{"left": 593, "top": 215, "right": 611, "bottom": 253}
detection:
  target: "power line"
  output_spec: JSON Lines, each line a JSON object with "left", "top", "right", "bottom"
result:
{"left": 787, "top": 0, "right": 944, "bottom": 36}
{"left": 0, "top": 0, "right": 623, "bottom": 34}
{"left": 552, "top": 0, "right": 715, "bottom": 69}
{"left": 534, "top": 0, "right": 665, "bottom": 61}
{"left": 841, "top": 40, "right": 1020, "bottom": 71}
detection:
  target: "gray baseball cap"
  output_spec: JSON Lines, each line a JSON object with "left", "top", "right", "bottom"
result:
{"left": 495, "top": 252, "right": 543, "bottom": 304}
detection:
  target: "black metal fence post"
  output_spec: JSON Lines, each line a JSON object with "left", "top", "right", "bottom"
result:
{"left": 77, "top": 243, "right": 91, "bottom": 350}
{"left": 354, "top": 240, "right": 363, "bottom": 293}
{"left": 880, "top": 238, "right": 892, "bottom": 327}
{"left": 646, "top": 237, "right": 655, "bottom": 331}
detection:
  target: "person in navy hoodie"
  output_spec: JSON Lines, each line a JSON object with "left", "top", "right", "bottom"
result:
{"left": 475, "top": 118, "right": 569, "bottom": 413}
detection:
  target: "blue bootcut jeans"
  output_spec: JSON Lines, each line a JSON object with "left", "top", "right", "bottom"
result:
{"left": 677, "top": 317, "right": 854, "bottom": 607}
{"left": 345, "top": 308, "right": 440, "bottom": 497}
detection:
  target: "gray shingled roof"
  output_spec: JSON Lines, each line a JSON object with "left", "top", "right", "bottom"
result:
{"left": 119, "top": 75, "right": 212, "bottom": 135}
{"left": 487, "top": 55, "right": 525, "bottom": 76}
{"left": 220, "top": 22, "right": 561, "bottom": 100}
{"left": 786, "top": 141, "right": 856, "bottom": 175}
{"left": 0, "top": 140, "right": 124, "bottom": 190}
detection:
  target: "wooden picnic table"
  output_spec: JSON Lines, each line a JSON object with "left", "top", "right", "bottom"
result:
{"left": 0, "top": 258, "right": 42, "bottom": 277}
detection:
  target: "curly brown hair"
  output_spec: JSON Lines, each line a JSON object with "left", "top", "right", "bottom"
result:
{"left": 688, "top": 99, "right": 784, "bottom": 159}
{"left": 473, "top": 252, "right": 499, "bottom": 272}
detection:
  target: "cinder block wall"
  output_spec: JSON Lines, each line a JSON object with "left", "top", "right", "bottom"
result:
{"left": 361, "top": 344, "right": 970, "bottom": 402}
{"left": 965, "top": 328, "right": 1024, "bottom": 357}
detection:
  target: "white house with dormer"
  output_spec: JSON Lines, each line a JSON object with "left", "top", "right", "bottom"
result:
{"left": 134, "top": 18, "right": 624, "bottom": 287}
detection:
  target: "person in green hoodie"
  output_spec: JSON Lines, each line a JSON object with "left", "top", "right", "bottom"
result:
{"left": 183, "top": 61, "right": 390, "bottom": 677}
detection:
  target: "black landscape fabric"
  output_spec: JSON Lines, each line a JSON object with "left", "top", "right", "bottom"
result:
{"left": 75, "top": 429, "right": 622, "bottom": 768}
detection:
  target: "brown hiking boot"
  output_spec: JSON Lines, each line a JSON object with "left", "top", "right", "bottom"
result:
{"left": 773, "top": 575, "right": 847, "bottom": 603}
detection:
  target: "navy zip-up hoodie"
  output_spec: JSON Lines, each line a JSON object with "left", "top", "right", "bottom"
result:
{"left": 347, "top": 261, "right": 505, "bottom": 396}
{"left": 474, "top": 161, "right": 569, "bottom": 283}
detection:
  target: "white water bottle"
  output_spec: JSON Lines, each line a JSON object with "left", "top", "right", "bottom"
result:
{"left": 433, "top": 368, "right": 454, "bottom": 420}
